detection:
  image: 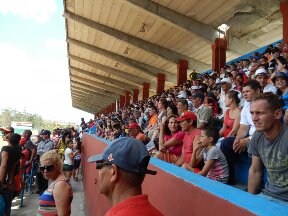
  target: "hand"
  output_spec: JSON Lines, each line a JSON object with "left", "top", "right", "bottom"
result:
{"left": 233, "top": 137, "right": 248, "bottom": 153}
{"left": 160, "top": 146, "right": 168, "bottom": 153}
{"left": 193, "top": 134, "right": 201, "bottom": 151}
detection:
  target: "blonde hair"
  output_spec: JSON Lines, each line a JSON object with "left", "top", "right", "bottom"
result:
{"left": 40, "top": 150, "right": 63, "bottom": 170}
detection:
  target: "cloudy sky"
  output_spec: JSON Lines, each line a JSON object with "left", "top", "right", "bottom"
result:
{"left": 0, "top": 0, "right": 94, "bottom": 124}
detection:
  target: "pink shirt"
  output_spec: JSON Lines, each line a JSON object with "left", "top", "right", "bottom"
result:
{"left": 164, "top": 131, "right": 185, "bottom": 156}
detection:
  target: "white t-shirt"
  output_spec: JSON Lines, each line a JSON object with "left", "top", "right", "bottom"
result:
{"left": 64, "top": 148, "right": 73, "bottom": 165}
{"left": 240, "top": 101, "right": 255, "bottom": 136}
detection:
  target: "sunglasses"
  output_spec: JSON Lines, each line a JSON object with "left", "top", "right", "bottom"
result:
{"left": 39, "top": 165, "right": 55, "bottom": 172}
{"left": 96, "top": 162, "right": 113, "bottom": 170}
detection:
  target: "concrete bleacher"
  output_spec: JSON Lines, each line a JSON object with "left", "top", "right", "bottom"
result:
{"left": 82, "top": 133, "right": 288, "bottom": 216}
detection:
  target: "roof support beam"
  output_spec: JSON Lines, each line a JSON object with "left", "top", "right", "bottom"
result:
{"left": 72, "top": 99, "right": 99, "bottom": 110}
{"left": 124, "top": 0, "right": 258, "bottom": 55}
{"left": 70, "top": 66, "right": 139, "bottom": 90}
{"left": 71, "top": 88, "right": 115, "bottom": 103}
{"left": 70, "top": 74, "right": 125, "bottom": 95}
{"left": 69, "top": 55, "right": 153, "bottom": 86}
{"left": 72, "top": 96, "right": 105, "bottom": 109}
{"left": 71, "top": 91, "right": 111, "bottom": 105}
{"left": 64, "top": 10, "right": 210, "bottom": 71}
{"left": 72, "top": 94, "right": 109, "bottom": 108}
{"left": 67, "top": 38, "right": 175, "bottom": 83}
{"left": 70, "top": 82, "right": 118, "bottom": 98}
{"left": 72, "top": 104, "right": 95, "bottom": 114}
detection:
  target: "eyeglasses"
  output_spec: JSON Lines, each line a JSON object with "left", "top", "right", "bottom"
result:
{"left": 96, "top": 161, "right": 113, "bottom": 170}
{"left": 39, "top": 165, "right": 55, "bottom": 172}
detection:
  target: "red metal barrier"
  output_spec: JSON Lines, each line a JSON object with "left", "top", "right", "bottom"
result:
{"left": 82, "top": 134, "right": 255, "bottom": 216}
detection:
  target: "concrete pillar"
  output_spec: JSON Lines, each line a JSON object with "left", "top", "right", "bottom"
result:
{"left": 177, "top": 60, "right": 188, "bottom": 86}
{"left": 212, "top": 38, "right": 227, "bottom": 72}
{"left": 157, "top": 73, "right": 165, "bottom": 94}
{"left": 125, "top": 91, "right": 130, "bottom": 107}
{"left": 281, "top": 0, "right": 288, "bottom": 44}
{"left": 112, "top": 103, "right": 116, "bottom": 112}
{"left": 119, "top": 95, "right": 125, "bottom": 108}
{"left": 133, "top": 89, "right": 139, "bottom": 103}
{"left": 142, "top": 83, "right": 150, "bottom": 100}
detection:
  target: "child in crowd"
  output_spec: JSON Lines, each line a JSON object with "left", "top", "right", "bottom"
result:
{"left": 191, "top": 127, "right": 229, "bottom": 183}
{"left": 73, "top": 138, "right": 82, "bottom": 181}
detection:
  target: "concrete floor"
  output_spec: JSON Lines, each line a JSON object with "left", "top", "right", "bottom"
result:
{"left": 11, "top": 177, "right": 87, "bottom": 216}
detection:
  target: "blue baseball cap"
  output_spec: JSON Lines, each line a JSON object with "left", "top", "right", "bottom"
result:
{"left": 88, "top": 137, "right": 157, "bottom": 175}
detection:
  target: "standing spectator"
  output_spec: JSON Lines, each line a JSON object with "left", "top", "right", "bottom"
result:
{"left": 72, "top": 138, "right": 82, "bottom": 181}
{"left": 22, "top": 130, "right": 37, "bottom": 167}
{"left": 37, "top": 150, "right": 73, "bottom": 215}
{"left": 88, "top": 137, "right": 163, "bottom": 216}
{"left": 36, "top": 130, "right": 54, "bottom": 194}
{"left": 0, "top": 133, "right": 22, "bottom": 216}
{"left": 63, "top": 140, "right": 78, "bottom": 180}
{"left": 0, "top": 126, "right": 14, "bottom": 142}
{"left": 248, "top": 93, "right": 288, "bottom": 202}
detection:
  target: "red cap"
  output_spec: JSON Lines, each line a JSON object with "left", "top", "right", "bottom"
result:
{"left": 175, "top": 111, "right": 197, "bottom": 121}
{"left": 127, "top": 123, "right": 140, "bottom": 130}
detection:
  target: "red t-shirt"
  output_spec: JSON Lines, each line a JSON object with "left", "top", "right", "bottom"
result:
{"left": 183, "top": 129, "right": 201, "bottom": 163}
{"left": 105, "top": 195, "right": 163, "bottom": 216}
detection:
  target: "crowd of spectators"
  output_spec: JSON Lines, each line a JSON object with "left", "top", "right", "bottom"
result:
{"left": 87, "top": 42, "right": 288, "bottom": 202}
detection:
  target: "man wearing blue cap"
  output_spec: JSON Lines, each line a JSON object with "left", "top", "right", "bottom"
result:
{"left": 36, "top": 130, "right": 54, "bottom": 194}
{"left": 88, "top": 137, "right": 163, "bottom": 216}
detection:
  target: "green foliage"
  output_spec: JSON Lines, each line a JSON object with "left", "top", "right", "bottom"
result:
{"left": 0, "top": 108, "right": 69, "bottom": 131}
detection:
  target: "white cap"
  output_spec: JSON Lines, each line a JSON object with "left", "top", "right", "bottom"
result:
{"left": 177, "top": 91, "right": 187, "bottom": 99}
{"left": 220, "top": 78, "right": 232, "bottom": 84}
{"left": 255, "top": 68, "right": 268, "bottom": 77}
{"left": 190, "top": 86, "right": 199, "bottom": 90}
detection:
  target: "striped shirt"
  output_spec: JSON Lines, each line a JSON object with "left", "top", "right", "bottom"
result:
{"left": 37, "top": 178, "right": 73, "bottom": 216}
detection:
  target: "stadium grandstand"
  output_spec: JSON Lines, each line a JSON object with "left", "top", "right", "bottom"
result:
{"left": 63, "top": 0, "right": 288, "bottom": 215}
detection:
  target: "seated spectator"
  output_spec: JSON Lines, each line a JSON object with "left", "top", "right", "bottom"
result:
{"left": 220, "top": 80, "right": 261, "bottom": 184}
{"left": 111, "top": 123, "right": 125, "bottom": 140}
{"left": 173, "top": 112, "right": 201, "bottom": 168}
{"left": 276, "top": 56, "right": 288, "bottom": 75}
{"left": 127, "top": 123, "right": 148, "bottom": 144}
{"left": 143, "top": 106, "right": 158, "bottom": 139}
{"left": 176, "top": 99, "right": 188, "bottom": 115}
{"left": 166, "top": 102, "right": 178, "bottom": 116}
{"left": 248, "top": 93, "right": 288, "bottom": 202}
{"left": 219, "top": 90, "right": 241, "bottom": 138}
{"left": 191, "top": 92, "right": 213, "bottom": 129}
{"left": 218, "top": 78, "right": 233, "bottom": 116}
{"left": 255, "top": 68, "right": 277, "bottom": 94}
{"left": 207, "top": 76, "right": 221, "bottom": 97}
{"left": 190, "top": 128, "right": 229, "bottom": 183}
{"left": 156, "top": 115, "right": 185, "bottom": 163}
{"left": 234, "top": 73, "right": 244, "bottom": 92}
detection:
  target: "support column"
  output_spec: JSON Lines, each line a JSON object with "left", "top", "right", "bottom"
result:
{"left": 212, "top": 38, "right": 227, "bottom": 72}
{"left": 133, "top": 89, "right": 139, "bottom": 103}
{"left": 119, "top": 95, "right": 125, "bottom": 108}
{"left": 142, "top": 83, "right": 150, "bottom": 100}
{"left": 157, "top": 73, "right": 165, "bottom": 94}
{"left": 125, "top": 91, "right": 130, "bottom": 107}
{"left": 281, "top": 0, "right": 288, "bottom": 44}
{"left": 112, "top": 103, "right": 116, "bottom": 112}
{"left": 177, "top": 60, "right": 188, "bottom": 86}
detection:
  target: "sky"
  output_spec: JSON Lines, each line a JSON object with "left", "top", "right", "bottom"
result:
{"left": 0, "top": 0, "right": 94, "bottom": 124}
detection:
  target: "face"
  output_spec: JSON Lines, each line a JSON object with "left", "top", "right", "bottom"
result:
{"left": 199, "top": 130, "right": 212, "bottom": 147}
{"left": 208, "top": 79, "right": 215, "bottom": 87}
{"left": 235, "top": 75, "right": 243, "bottom": 84}
{"left": 166, "top": 106, "right": 172, "bottom": 115}
{"left": 179, "top": 119, "right": 191, "bottom": 131}
{"left": 242, "top": 86, "right": 257, "bottom": 102}
{"left": 255, "top": 75, "right": 268, "bottom": 87}
{"left": 224, "top": 95, "right": 233, "bottom": 107}
{"left": 128, "top": 128, "right": 137, "bottom": 137}
{"left": 177, "top": 102, "right": 186, "bottom": 114}
{"left": 277, "top": 60, "right": 286, "bottom": 71}
{"left": 250, "top": 100, "right": 281, "bottom": 132}
{"left": 97, "top": 162, "right": 114, "bottom": 195}
{"left": 250, "top": 63, "right": 258, "bottom": 72}
{"left": 40, "top": 160, "right": 58, "bottom": 180}
{"left": 275, "top": 77, "right": 288, "bottom": 89}
{"left": 191, "top": 98, "right": 201, "bottom": 108}
{"left": 157, "top": 101, "right": 163, "bottom": 109}
{"left": 221, "top": 82, "right": 230, "bottom": 92}
{"left": 168, "top": 117, "right": 179, "bottom": 133}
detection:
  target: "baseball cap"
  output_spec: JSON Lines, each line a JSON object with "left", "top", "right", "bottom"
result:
{"left": 255, "top": 68, "right": 268, "bottom": 77}
{"left": 127, "top": 123, "right": 140, "bottom": 130}
{"left": 220, "top": 78, "right": 232, "bottom": 84}
{"left": 272, "top": 72, "right": 288, "bottom": 83}
{"left": 88, "top": 137, "right": 157, "bottom": 175}
{"left": 0, "top": 126, "right": 14, "bottom": 133}
{"left": 177, "top": 91, "right": 187, "bottom": 99}
{"left": 175, "top": 111, "right": 197, "bottom": 122}
{"left": 41, "top": 130, "right": 51, "bottom": 136}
